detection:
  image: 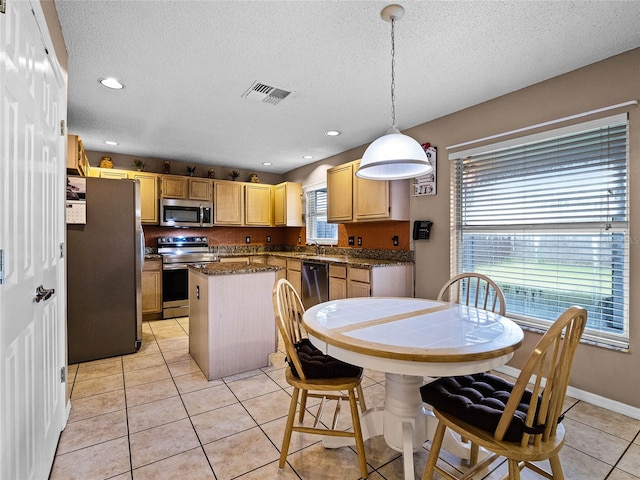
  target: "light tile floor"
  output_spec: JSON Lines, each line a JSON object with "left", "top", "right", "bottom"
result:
{"left": 50, "top": 318, "right": 640, "bottom": 480}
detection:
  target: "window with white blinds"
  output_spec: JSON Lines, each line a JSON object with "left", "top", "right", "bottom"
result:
{"left": 449, "top": 114, "right": 629, "bottom": 348}
{"left": 305, "top": 185, "right": 338, "bottom": 244}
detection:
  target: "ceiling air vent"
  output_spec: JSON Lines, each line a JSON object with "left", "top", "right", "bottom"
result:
{"left": 242, "top": 81, "right": 291, "bottom": 105}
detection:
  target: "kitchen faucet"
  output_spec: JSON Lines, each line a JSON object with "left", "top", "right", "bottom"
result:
{"left": 308, "top": 240, "right": 320, "bottom": 255}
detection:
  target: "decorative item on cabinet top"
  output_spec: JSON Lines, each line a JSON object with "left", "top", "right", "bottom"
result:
{"left": 249, "top": 173, "right": 260, "bottom": 183}
{"left": 163, "top": 160, "right": 171, "bottom": 174}
{"left": 186, "top": 165, "right": 197, "bottom": 176}
{"left": 208, "top": 168, "right": 216, "bottom": 179}
{"left": 229, "top": 170, "right": 240, "bottom": 181}
{"left": 133, "top": 158, "right": 146, "bottom": 171}
{"left": 99, "top": 155, "right": 113, "bottom": 168}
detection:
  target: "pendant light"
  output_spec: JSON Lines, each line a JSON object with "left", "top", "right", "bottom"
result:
{"left": 356, "top": 4, "right": 433, "bottom": 181}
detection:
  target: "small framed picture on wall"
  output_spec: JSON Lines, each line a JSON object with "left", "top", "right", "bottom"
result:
{"left": 413, "top": 144, "right": 436, "bottom": 196}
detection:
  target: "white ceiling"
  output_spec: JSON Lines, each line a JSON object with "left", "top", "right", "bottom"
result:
{"left": 55, "top": 0, "right": 640, "bottom": 175}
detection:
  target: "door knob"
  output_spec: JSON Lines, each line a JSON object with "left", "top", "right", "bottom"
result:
{"left": 35, "top": 285, "right": 55, "bottom": 303}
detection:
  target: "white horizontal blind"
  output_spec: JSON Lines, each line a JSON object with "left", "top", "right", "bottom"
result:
{"left": 451, "top": 115, "right": 629, "bottom": 347}
{"left": 305, "top": 186, "right": 337, "bottom": 244}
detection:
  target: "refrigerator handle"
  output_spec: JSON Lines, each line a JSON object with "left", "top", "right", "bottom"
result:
{"left": 139, "top": 230, "right": 145, "bottom": 271}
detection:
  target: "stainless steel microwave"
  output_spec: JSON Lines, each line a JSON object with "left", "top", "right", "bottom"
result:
{"left": 160, "top": 198, "right": 213, "bottom": 227}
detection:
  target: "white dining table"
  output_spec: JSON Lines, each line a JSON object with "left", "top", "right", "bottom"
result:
{"left": 302, "top": 297, "right": 524, "bottom": 480}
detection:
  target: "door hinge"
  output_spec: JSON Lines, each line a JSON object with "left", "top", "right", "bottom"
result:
{"left": 0, "top": 249, "right": 4, "bottom": 285}
{"left": 0, "top": 0, "right": 6, "bottom": 15}
{"left": 60, "top": 243, "right": 64, "bottom": 259}
{"left": 60, "top": 366, "right": 66, "bottom": 383}
{"left": 60, "top": 120, "right": 66, "bottom": 136}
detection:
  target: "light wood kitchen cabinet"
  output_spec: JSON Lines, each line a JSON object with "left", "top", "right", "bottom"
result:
{"left": 347, "top": 266, "right": 371, "bottom": 298}
{"left": 214, "top": 180, "right": 244, "bottom": 225}
{"left": 327, "top": 162, "right": 354, "bottom": 222}
{"left": 286, "top": 259, "right": 302, "bottom": 296}
{"left": 219, "top": 256, "right": 249, "bottom": 263}
{"left": 66, "top": 134, "right": 90, "bottom": 176}
{"left": 161, "top": 175, "right": 188, "bottom": 199}
{"left": 347, "top": 264, "right": 414, "bottom": 298}
{"left": 141, "top": 258, "right": 162, "bottom": 315}
{"left": 329, "top": 264, "right": 347, "bottom": 300}
{"left": 268, "top": 257, "right": 287, "bottom": 283}
{"left": 89, "top": 168, "right": 160, "bottom": 224}
{"left": 353, "top": 159, "right": 389, "bottom": 220}
{"left": 327, "top": 159, "right": 409, "bottom": 223}
{"left": 245, "top": 183, "right": 273, "bottom": 226}
{"left": 274, "top": 182, "right": 303, "bottom": 227}
{"left": 130, "top": 172, "right": 160, "bottom": 224}
{"left": 189, "top": 178, "right": 213, "bottom": 201}
{"left": 97, "top": 168, "right": 128, "bottom": 179}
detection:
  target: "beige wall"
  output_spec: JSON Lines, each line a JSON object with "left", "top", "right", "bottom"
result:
{"left": 288, "top": 48, "right": 640, "bottom": 408}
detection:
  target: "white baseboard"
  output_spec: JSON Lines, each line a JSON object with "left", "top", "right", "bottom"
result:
{"left": 495, "top": 365, "right": 640, "bottom": 421}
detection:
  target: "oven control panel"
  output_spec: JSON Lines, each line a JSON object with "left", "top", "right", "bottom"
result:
{"left": 157, "top": 236, "right": 208, "bottom": 247}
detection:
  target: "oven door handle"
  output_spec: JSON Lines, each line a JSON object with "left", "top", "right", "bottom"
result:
{"left": 163, "top": 263, "right": 190, "bottom": 271}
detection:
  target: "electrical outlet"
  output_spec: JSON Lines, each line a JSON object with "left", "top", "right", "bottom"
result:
{"left": 266, "top": 236, "right": 271, "bottom": 243}
{"left": 392, "top": 236, "right": 399, "bottom": 246}
{"left": 245, "top": 236, "right": 251, "bottom": 244}
{"left": 357, "top": 237, "right": 362, "bottom": 246}
{"left": 298, "top": 236, "right": 301, "bottom": 244}
{"left": 348, "top": 236, "right": 355, "bottom": 246}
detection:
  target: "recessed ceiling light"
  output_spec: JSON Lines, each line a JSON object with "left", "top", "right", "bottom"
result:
{"left": 99, "top": 78, "right": 124, "bottom": 89}
{"left": 303, "top": 155, "right": 313, "bottom": 160}
{"left": 261, "top": 162, "right": 272, "bottom": 166}
{"left": 325, "top": 130, "right": 341, "bottom": 136}
{"left": 104, "top": 140, "right": 119, "bottom": 146}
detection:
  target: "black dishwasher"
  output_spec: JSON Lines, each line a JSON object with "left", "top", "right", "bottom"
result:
{"left": 301, "top": 261, "right": 329, "bottom": 309}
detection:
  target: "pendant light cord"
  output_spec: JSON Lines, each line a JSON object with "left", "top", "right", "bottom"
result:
{"left": 390, "top": 17, "right": 397, "bottom": 129}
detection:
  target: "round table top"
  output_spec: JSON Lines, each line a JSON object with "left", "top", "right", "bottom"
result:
{"left": 302, "top": 297, "right": 524, "bottom": 376}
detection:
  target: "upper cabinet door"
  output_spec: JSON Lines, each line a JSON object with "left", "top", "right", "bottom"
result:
{"left": 189, "top": 178, "right": 212, "bottom": 201}
{"left": 327, "top": 162, "right": 353, "bottom": 223}
{"left": 353, "top": 160, "right": 390, "bottom": 220}
{"left": 161, "top": 176, "right": 188, "bottom": 199}
{"left": 214, "top": 180, "right": 244, "bottom": 225}
{"left": 245, "top": 183, "right": 273, "bottom": 226}
{"left": 274, "top": 182, "right": 303, "bottom": 227}
{"left": 130, "top": 172, "right": 160, "bottom": 224}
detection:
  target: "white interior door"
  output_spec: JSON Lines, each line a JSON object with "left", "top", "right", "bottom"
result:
{"left": 0, "top": 1, "right": 67, "bottom": 479}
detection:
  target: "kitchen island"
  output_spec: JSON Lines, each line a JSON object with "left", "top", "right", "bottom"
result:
{"left": 188, "top": 262, "right": 282, "bottom": 380}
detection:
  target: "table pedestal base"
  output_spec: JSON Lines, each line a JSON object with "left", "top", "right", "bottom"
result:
{"left": 321, "top": 373, "right": 481, "bottom": 480}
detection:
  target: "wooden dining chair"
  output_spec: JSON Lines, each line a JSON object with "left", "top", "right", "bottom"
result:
{"left": 272, "top": 279, "right": 369, "bottom": 479}
{"left": 420, "top": 306, "right": 587, "bottom": 480}
{"left": 438, "top": 272, "right": 506, "bottom": 315}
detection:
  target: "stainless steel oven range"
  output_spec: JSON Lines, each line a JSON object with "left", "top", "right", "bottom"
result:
{"left": 157, "top": 236, "right": 218, "bottom": 319}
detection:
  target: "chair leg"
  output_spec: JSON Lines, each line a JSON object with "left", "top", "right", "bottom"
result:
{"left": 356, "top": 383, "right": 367, "bottom": 412}
{"left": 298, "top": 390, "right": 308, "bottom": 422}
{"left": 469, "top": 442, "right": 479, "bottom": 466}
{"left": 348, "top": 388, "right": 368, "bottom": 479}
{"left": 280, "top": 387, "right": 300, "bottom": 469}
{"left": 548, "top": 454, "right": 565, "bottom": 479}
{"left": 507, "top": 459, "right": 521, "bottom": 480}
{"left": 422, "top": 421, "right": 446, "bottom": 480}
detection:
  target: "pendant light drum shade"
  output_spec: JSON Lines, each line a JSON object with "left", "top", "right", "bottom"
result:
{"left": 355, "top": 4, "right": 433, "bottom": 181}
{"left": 358, "top": 129, "right": 432, "bottom": 180}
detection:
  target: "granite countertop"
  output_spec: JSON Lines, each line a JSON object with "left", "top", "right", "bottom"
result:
{"left": 147, "top": 250, "right": 413, "bottom": 268}
{"left": 256, "top": 252, "right": 412, "bottom": 268}
{"left": 188, "top": 261, "right": 283, "bottom": 276}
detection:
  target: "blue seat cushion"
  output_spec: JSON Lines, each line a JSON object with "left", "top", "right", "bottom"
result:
{"left": 290, "top": 338, "right": 362, "bottom": 379}
{"left": 420, "top": 373, "right": 538, "bottom": 442}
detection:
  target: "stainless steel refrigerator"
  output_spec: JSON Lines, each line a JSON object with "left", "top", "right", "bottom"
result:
{"left": 66, "top": 176, "right": 143, "bottom": 364}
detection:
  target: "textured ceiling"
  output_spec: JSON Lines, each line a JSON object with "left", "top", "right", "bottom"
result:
{"left": 55, "top": 0, "right": 640, "bottom": 175}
